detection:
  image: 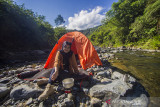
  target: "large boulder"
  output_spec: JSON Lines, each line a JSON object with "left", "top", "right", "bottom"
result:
{"left": 89, "top": 79, "right": 133, "bottom": 99}
{"left": 10, "top": 85, "right": 42, "bottom": 100}
{"left": 111, "top": 94, "right": 148, "bottom": 107}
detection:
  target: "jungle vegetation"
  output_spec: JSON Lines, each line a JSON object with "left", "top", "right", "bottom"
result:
{"left": 89, "top": 0, "right": 160, "bottom": 49}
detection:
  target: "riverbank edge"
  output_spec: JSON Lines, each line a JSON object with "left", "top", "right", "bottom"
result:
{"left": 97, "top": 46, "right": 160, "bottom": 52}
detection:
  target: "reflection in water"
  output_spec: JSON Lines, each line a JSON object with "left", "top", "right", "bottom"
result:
{"left": 108, "top": 50, "right": 160, "bottom": 106}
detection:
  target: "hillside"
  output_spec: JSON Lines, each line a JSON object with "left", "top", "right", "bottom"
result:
{"left": 89, "top": 0, "right": 160, "bottom": 49}
{"left": 0, "top": 0, "right": 56, "bottom": 52}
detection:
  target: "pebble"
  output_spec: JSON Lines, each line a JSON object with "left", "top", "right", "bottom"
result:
{"left": 25, "top": 98, "right": 33, "bottom": 105}
{"left": 39, "top": 102, "right": 44, "bottom": 107}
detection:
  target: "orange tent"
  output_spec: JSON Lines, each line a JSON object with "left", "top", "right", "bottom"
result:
{"left": 44, "top": 31, "right": 102, "bottom": 70}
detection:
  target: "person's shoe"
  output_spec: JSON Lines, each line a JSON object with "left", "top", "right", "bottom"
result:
{"left": 38, "top": 84, "right": 55, "bottom": 101}
{"left": 36, "top": 78, "right": 49, "bottom": 86}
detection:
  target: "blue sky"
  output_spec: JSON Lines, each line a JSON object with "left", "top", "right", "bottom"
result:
{"left": 13, "top": 0, "right": 118, "bottom": 30}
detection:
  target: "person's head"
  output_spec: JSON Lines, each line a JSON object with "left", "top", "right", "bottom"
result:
{"left": 62, "top": 41, "right": 72, "bottom": 53}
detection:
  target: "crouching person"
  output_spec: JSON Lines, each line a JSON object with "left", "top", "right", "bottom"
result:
{"left": 38, "top": 41, "right": 79, "bottom": 101}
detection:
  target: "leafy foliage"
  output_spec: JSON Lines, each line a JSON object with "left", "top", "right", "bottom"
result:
{"left": 89, "top": 0, "right": 160, "bottom": 49}
{"left": 0, "top": 0, "right": 57, "bottom": 52}
{"left": 54, "top": 27, "right": 67, "bottom": 39}
{"left": 54, "top": 14, "right": 65, "bottom": 26}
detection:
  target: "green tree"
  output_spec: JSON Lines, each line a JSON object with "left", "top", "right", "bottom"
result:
{"left": 54, "top": 27, "right": 67, "bottom": 39}
{"left": 144, "top": 0, "right": 160, "bottom": 34}
{"left": 54, "top": 14, "right": 65, "bottom": 26}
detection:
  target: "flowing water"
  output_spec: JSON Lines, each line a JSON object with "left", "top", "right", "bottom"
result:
{"left": 108, "top": 50, "right": 160, "bottom": 106}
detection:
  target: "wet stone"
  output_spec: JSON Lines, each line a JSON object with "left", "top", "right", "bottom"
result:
{"left": 39, "top": 102, "right": 44, "bottom": 107}
{"left": 82, "top": 87, "right": 89, "bottom": 95}
{"left": 58, "top": 93, "right": 66, "bottom": 100}
{"left": 97, "top": 71, "right": 108, "bottom": 77}
{"left": 86, "top": 68, "right": 94, "bottom": 72}
{"left": 89, "top": 79, "right": 133, "bottom": 98}
{"left": 0, "top": 83, "right": 7, "bottom": 87}
{"left": 111, "top": 71, "right": 124, "bottom": 80}
{"left": 25, "top": 97, "right": 33, "bottom": 105}
{"left": 0, "top": 74, "right": 5, "bottom": 78}
{"left": 8, "top": 78, "right": 21, "bottom": 84}
{"left": 0, "top": 77, "right": 11, "bottom": 83}
{"left": 0, "top": 87, "right": 10, "bottom": 98}
{"left": 10, "top": 85, "right": 41, "bottom": 100}
{"left": 91, "top": 97, "right": 102, "bottom": 107}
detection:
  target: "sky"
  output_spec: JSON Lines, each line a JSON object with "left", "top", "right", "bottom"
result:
{"left": 13, "top": 0, "right": 118, "bottom": 30}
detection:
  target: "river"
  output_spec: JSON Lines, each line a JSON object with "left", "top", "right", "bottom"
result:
{"left": 108, "top": 50, "right": 160, "bottom": 106}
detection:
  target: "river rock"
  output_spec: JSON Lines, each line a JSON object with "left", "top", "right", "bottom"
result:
{"left": 39, "top": 102, "right": 44, "bottom": 107}
{"left": 14, "top": 70, "right": 24, "bottom": 74}
{"left": 58, "top": 93, "right": 66, "bottom": 100}
{"left": 0, "top": 77, "right": 11, "bottom": 83}
{"left": 112, "top": 94, "right": 148, "bottom": 107}
{"left": 111, "top": 71, "right": 124, "bottom": 80}
{"left": 103, "top": 53, "right": 115, "bottom": 59}
{"left": 100, "top": 49, "right": 107, "bottom": 53}
{"left": 60, "top": 98, "right": 74, "bottom": 107}
{"left": 25, "top": 97, "right": 33, "bottom": 105}
{"left": 92, "top": 68, "right": 101, "bottom": 72}
{"left": 95, "top": 47, "right": 101, "bottom": 53}
{"left": 110, "top": 50, "right": 118, "bottom": 53}
{"left": 80, "top": 103, "right": 85, "bottom": 107}
{"left": 102, "top": 102, "right": 108, "bottom": 107}
{"left": 98, "top": 54, "right": 102, "bottom": 57}
{"left": 24, "top": 68, "right": 34, "bottom": 71}
{"left": 10, "top": 85, "right": 41, "bottom": 100}
{"left": 87, "top": 68, "right": 94, "bottom": 72}
{"left": 0, "top": 74, "right": 5, "bottom": 78}
{"left": 82, "top": 87, "right": 89, "bottom": 95}
{"left": 8, "top": 70, "right": 16, "bottom": 75}
{"left": 90, "top": 97, "right": 102, "bottom": 107}
{"left": 120, "top": 46, "right": 127, "bottom": 50}
{"left": 96, "top": 71, "right": 108, "bottom": 78}
{"left": 101, "top": 78, "right": 112, "bottom": 83}
{"left": 31, "top": 50, "right": 46, "bottom": 55}
{"left": 0, "top": 83, "right": 7, "bottom": 87}
{"left": 0, "top": 87, "right": 10, "bottom": 98}
{"left": 128, "top": 75, "right": 136, "bottom": 83}
{"left": 90, "top": 77, "right": 101, "bottom": 85}
{"left": 89, "top": 79, "right": 133, "bottom": 98}
{"left": 8, "top": 69, "right": 24, "bottom": 75}
{"left": 8, "top": 78, "right": 22, "bottom": 84}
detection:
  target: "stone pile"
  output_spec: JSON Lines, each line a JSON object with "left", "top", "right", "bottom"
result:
{"left": 0, "top": 48, "right": 149, "bottom": 107}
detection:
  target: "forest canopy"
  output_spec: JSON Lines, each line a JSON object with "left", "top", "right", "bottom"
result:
{"left": 89, "top": 0, "right": 160, "bottom": 49}
{"left": 0, "top": 0, "right": 57, "bottom": 52}
{"left": 0, "top": 0, "right": 160, "bottom": 52}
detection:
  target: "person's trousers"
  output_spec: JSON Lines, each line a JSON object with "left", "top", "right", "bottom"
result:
{"left": 48, "top": 68, "right": 89, "bottom": 85}
{"left": 48, "top": 68, "right": 72, "bottom": 85}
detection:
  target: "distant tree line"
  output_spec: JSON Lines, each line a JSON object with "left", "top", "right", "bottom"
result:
{"left": 0, "top": 0, "right": 67, "bottom": 52}
{"left": 89, "top": 0, "right": 160, "bottom": 49}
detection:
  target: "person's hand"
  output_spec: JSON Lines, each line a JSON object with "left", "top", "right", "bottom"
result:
{"left": 51, "top": 71, "right": 58, "bottom": 81}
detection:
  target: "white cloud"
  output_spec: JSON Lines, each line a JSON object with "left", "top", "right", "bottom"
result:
{"left": 66, "top": 6, "right": 105, "bottom": 30}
